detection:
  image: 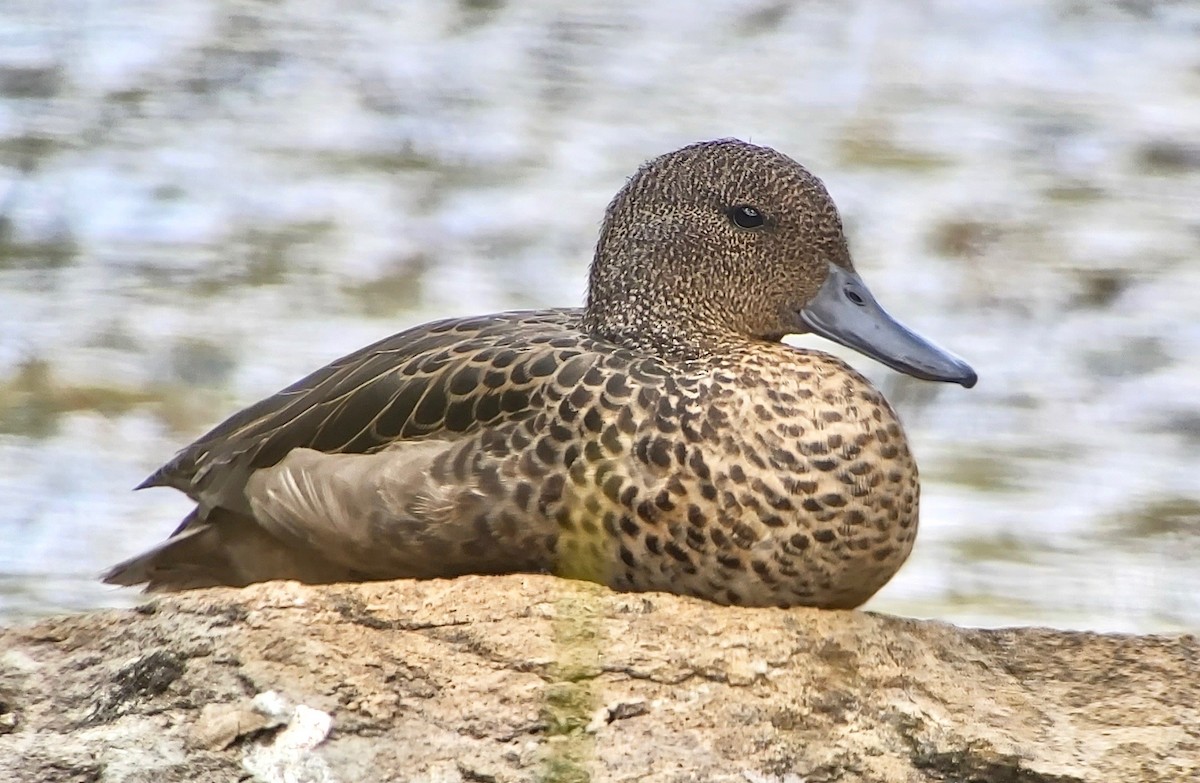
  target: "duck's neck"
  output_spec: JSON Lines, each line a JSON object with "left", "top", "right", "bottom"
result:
{"left": 580, "top": 293, "right": 757, "bottom": 363}
{"left": 581, "top": 226, "right": 765, "bottom": 361}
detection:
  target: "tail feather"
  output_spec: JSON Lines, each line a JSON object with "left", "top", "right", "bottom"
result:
{"left": 102, "top": 508, "right": 362, "bottom": 591}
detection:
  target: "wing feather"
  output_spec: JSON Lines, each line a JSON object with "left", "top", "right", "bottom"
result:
{"left": 142, "top": 309, "right": 582, "bottom": 516}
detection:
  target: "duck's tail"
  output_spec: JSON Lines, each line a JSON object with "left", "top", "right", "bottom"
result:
{"left": 101, "top": 507, "right": 361, "bottom": 591}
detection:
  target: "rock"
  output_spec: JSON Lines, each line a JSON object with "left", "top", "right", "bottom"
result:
{"left": 0, "top": 576, "right": 1196, "bottom": 782}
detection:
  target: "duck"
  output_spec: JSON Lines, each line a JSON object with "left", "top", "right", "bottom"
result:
{"left": 104, "top": 139, "right": 976, "bottom": 610}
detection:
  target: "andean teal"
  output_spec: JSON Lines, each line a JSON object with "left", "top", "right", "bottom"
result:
{"left": 105, "top": 139, "right": 976, "bottom": 609}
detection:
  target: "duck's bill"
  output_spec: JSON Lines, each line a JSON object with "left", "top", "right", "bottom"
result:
{"left": 797, "top": 264, "right": 978, "bottom": 388}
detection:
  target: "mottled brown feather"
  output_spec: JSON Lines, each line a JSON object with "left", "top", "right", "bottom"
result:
{"left": 106, "top": 139, "right": 933, "bottom": 608}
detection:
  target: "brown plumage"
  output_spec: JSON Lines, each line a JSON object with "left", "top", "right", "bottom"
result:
{"left": 105, "top": 139, "right": 976, "bottom": 609}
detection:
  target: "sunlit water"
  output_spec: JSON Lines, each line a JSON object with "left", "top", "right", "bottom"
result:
{"left": 2, "top": 1, "right": 1198, "bottom": 631}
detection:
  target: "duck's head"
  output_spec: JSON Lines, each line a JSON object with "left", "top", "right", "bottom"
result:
{"left": 583, "top": 139, "right": 976, "bottom": 388}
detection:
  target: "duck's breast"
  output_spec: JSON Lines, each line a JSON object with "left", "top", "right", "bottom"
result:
{"left": 589, "top": 345, "right": 919, "bottom": 609}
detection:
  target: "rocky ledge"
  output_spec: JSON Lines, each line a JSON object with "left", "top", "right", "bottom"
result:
{"left": 0, "top": 576, "right": 1196, "bottom": 782}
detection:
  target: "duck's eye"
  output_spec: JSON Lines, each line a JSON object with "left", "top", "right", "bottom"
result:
{"left": 728, "top": 204, "right": 765, "bottom": 229}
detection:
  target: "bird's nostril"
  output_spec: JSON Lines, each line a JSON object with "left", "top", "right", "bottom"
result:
{"left": 845, "top": 288, "right": 866, "bottom": 306}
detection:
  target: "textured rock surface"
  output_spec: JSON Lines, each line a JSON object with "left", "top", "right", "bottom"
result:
{"left": 0, "top": 576, "right": 1196, "bottom": 783}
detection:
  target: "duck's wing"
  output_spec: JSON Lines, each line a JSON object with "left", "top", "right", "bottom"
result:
{"left": 106, "top": 434, "right": 559, "bottom": 589}
{"left": 104, "top": 308, "right": 602, "bottom": 589}
{"left": 242, "top": 439, "right": 558, "bottom": 579}
{"left": 141, "top": 308, "right": 585, "bottom": 521}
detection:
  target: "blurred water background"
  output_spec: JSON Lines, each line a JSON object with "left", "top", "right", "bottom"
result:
{"left": 1, "top": 0, "right": 1197, "bottom": 631}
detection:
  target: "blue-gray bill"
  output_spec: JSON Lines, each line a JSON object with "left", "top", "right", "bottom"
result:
{"left": 798, "top": 264, "right": 978, "bottom": 388}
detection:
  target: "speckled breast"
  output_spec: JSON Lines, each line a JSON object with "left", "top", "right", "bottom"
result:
{"left": 549, "top": 344, "right": 919, "bottom": 610}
